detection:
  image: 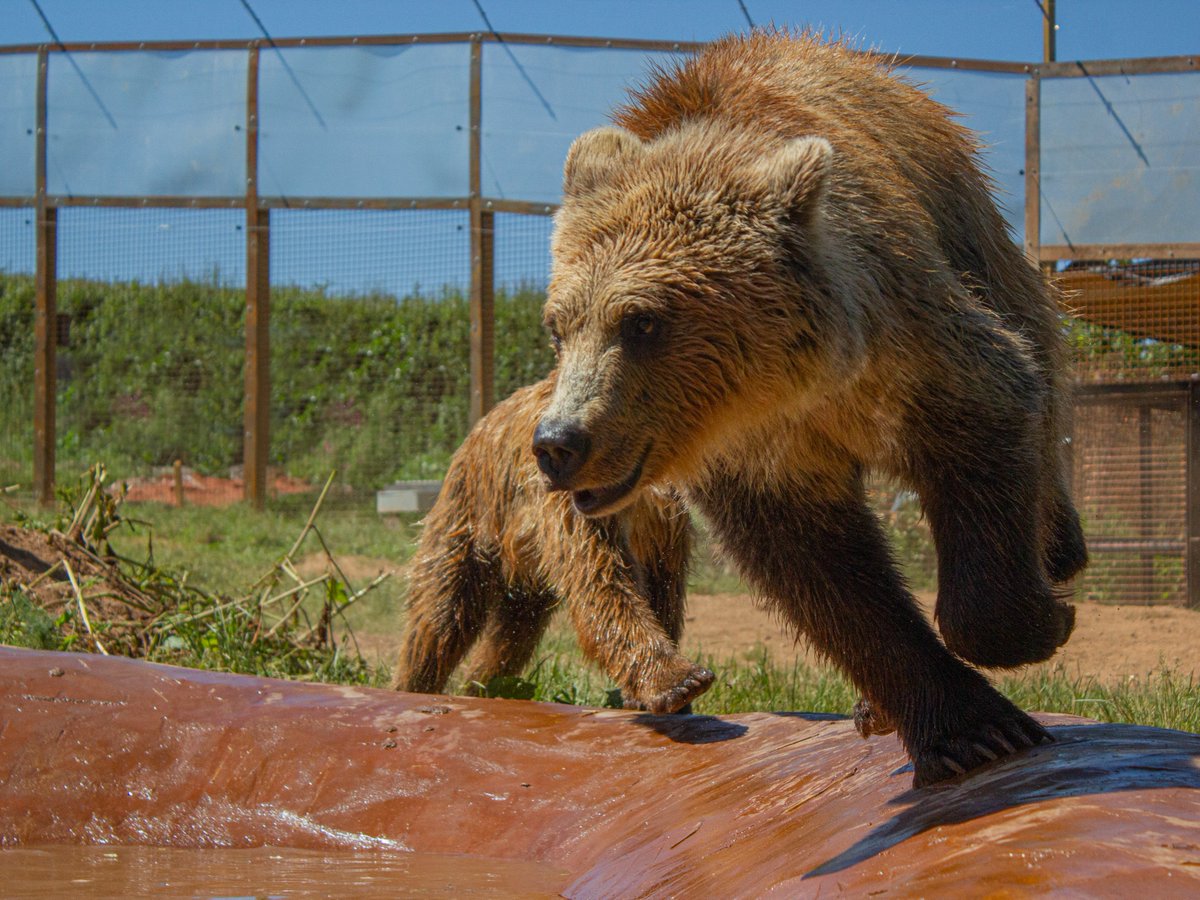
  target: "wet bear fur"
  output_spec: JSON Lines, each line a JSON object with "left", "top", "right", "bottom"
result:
{"left": 533, "top": 30, "right": 1087, "bottom": 785}
{"left": 393, "top": 379, "right": 714, "bottom": 714}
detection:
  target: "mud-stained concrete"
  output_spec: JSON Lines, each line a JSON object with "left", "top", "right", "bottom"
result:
{"left": 1, "top": 646, "right": 1199, "bottom": 896}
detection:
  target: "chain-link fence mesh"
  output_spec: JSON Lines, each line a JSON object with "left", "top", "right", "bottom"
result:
{"left": 1, "top": 37, "right": 1196, "bottom": 608}
{"left": 1063, "top": 260, "right": 1200, "bottom": 384}
{"left": 494, "top": 212, "right": 555, "bottom": 405}
{"left": 0, "top": 208, "right": 35, "bottom": 486}
{"left": 1063, "top": 259, "right": 1199, "bottom": 607}
{"left": 269, "top": 209, "right": 471, "bottom": 506}
{"left": 54, "top": 207, "right": 246, "bottom": 505}
{"left": 1073, "top": 387, "right": 1190, "bottom": 606}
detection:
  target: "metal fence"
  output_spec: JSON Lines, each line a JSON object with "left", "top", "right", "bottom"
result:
{"left": 0, "top": 32, "right": 1196, "bottom": 605}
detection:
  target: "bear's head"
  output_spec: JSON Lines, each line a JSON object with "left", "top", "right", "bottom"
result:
{"left": 535, "top": 122, "right": 862, "bottom": 516}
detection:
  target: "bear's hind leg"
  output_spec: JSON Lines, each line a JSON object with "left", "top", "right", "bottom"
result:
{"left": 460, "top": 587, "right": 557, "bottom": 695}
{"left": 391, "top": 541, "right": 494, "bottom": 694}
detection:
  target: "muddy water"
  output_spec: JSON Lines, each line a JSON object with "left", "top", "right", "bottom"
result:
{"left": 0, "top": 845, "right": 568, "bottom": 898}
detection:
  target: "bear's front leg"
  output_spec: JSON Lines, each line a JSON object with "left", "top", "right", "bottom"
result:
{"left": 545, "top": 515, "right": 714, "bottom": 715}
{"left": 564, "top": 581, "right": 714, "bottom": 715}
{"left": 692, "top": 465, "right": 1051, "bottom": 787}
{"left": 914, "top": 435, "right": 1077, "bottom": 670}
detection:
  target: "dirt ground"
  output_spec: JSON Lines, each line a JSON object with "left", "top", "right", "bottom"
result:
{"left": 680, "top": 591, "right": 1200, "bottom": 684}
{"left": 120, "top": 469, "right": 313, "bottom": 506}
{"left": 341, "top": 545, "right": 1200, "bottom": 684}
{"left": 6, "top": 532, "right": 1196, "bottom": 685}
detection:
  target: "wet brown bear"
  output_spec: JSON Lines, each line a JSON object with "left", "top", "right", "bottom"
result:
{"left": 533, "top": 31, "right": 1087, "bottom": 786}
{"left": 392, "top": 379, "right": 714, "bottom": 714}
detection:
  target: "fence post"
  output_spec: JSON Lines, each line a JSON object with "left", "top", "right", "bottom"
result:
{"left": 1023, "top": 70, "right": 1041, "bottom": 265}
{"left": 244, "top": 43, "right": 270, "bottom": 508}
{"left": 468, "top": 35, "right": 495, "bottom": 426}
{"left": 33, "top": 46, "right": 56, "bottom": 505}
{"left": 1188, "top": 379, "right": 1199, "bottom": 609}
{"left": 1042, "top": 0, "right": 1056, "bottom": 64}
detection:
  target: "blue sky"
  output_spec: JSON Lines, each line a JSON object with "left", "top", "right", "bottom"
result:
{"left": 3, "top": 0, "right": 1198, "bottom": 62}
{"left": 1, "top": 2, "right": 1196, "bottom": 294}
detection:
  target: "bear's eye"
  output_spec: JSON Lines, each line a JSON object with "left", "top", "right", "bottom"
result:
{"left": 621, "top": 313, "right": 659, "bottom": 345}
{"left": 546, "top": 317, "right": 563, "bottom": 353}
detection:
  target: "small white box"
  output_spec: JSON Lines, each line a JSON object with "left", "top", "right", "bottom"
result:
{"left": 376, "top": 480, "right": 443, "bottom": 515}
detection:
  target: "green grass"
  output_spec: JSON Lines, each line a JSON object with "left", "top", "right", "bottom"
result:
{"left": 495, "top": 630, "right": 1200, "bottom": 733}
{"left": 2, "top": 470, "right": 1197, "bottom": 735}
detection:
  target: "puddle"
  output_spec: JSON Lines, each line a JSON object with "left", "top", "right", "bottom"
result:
{"left": 0, "top": 845, "right": 569, "bottom": 899}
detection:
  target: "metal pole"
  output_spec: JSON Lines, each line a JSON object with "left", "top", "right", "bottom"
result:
{"left": 1138, "top": 404, "right": 1154, "bottom": 601}
{"left": 1188, "top": 379, "right": 1199, "bottom": 609}
{"left": 1023, "top": 72, "right": 1042, "bottom": 264}
{"left": 468, "top": 36, "right": 495, "bottom": 426}
{"left": 244, "top": 44, "right": 270, "bottom": 508}
{"left": 33, "top": 46, "right": 57, "bottom": 505}
{"left": 1043, "top": 0, "right": 1057, "bottom": 64}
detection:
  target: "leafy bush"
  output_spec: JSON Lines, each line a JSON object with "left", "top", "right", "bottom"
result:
{"left": 0, "top": 274, "right": 553, "bottom": 491}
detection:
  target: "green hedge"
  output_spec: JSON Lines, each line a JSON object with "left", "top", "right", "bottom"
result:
{"left": 0, "top": 274, "right": 553, "bottom": 489}
{"left": 2, "top": 269, "right": 1193, "bottom": 493}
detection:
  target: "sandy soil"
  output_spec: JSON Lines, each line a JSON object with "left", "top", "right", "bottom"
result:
{"left": 354, "top": 565, "right": 1200, "bottom": 684}
{"left": 681, "top": 592, "right": 1200, "bottom": 684}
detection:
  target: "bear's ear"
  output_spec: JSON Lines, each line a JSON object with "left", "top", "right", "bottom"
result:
{"left": 750, "top": 136, "right": 833, "bottom": 213}
{"left": 563, "top": 127, "right": 646, "bottom": 198}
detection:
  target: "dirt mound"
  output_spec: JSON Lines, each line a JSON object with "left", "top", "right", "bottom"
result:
{"left": 0, "top": 467, "right": 377, "bottom": 667}
{"left": 0, "top": 523, "right": 159, "bottom": 655}
{"left": 120, "top": 468, "right": 314, "bottom": 507}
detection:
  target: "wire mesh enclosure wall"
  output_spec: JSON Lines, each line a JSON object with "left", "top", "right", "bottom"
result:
{"left": 1073, "top": 386, "right": 1191, "bottom": 606}
{"left": 1063, "top": 260, "right": 1200, "bottom": 385}
{"left": 54, "top": 208, "right": 247, "bottom": 504}
{"left": 0, "top": 208, "right": 35, "bottom": 485}
{"left": 493, "top": 212, "right": 555, "bottom": 405}
{"left": 1062, "top": 261, "right": 1200, "bottom": 607}
{"left": 0, "top": 32, "right": 1196, "bottom": 605}
{"left": 268, "top": 209, "right": 471, "bottom": 496}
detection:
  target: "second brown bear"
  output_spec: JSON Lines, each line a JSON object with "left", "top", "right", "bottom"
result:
{"left": 392, "top": 378, "right": 714, "bottom": 714}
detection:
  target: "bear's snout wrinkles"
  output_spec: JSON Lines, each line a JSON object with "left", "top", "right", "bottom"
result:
{"left": 532, "top": 417, "right": 592, "bottom": 489}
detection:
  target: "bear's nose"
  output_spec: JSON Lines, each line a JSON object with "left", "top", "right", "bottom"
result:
{"left": 532, "top": 418, "right": 591, "bottom": 489}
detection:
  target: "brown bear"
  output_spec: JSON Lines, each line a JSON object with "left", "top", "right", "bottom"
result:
{"left": 392, "top": 378, "right": 714, "bottom": 714}
{"left": 532, "top": 30, "right": 1087, "bottom": 786}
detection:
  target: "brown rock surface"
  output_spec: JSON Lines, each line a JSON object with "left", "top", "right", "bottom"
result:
{"left": 1, "top": 646, "right": 1199, "bottom": 896}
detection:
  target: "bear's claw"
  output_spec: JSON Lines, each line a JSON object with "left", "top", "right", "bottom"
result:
{"left": 911, "top": 706, "right": 1051, "bottom": 788}
{"left": 855, "top": 695, "right": 1051, "bottom": 787}
{"left": 626, "top": 664, "right": 715, "bottom": 715}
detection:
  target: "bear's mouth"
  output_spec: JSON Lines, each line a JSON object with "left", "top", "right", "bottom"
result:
{"left": 572, "top": 444, "right": 650, "bottom": 516}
